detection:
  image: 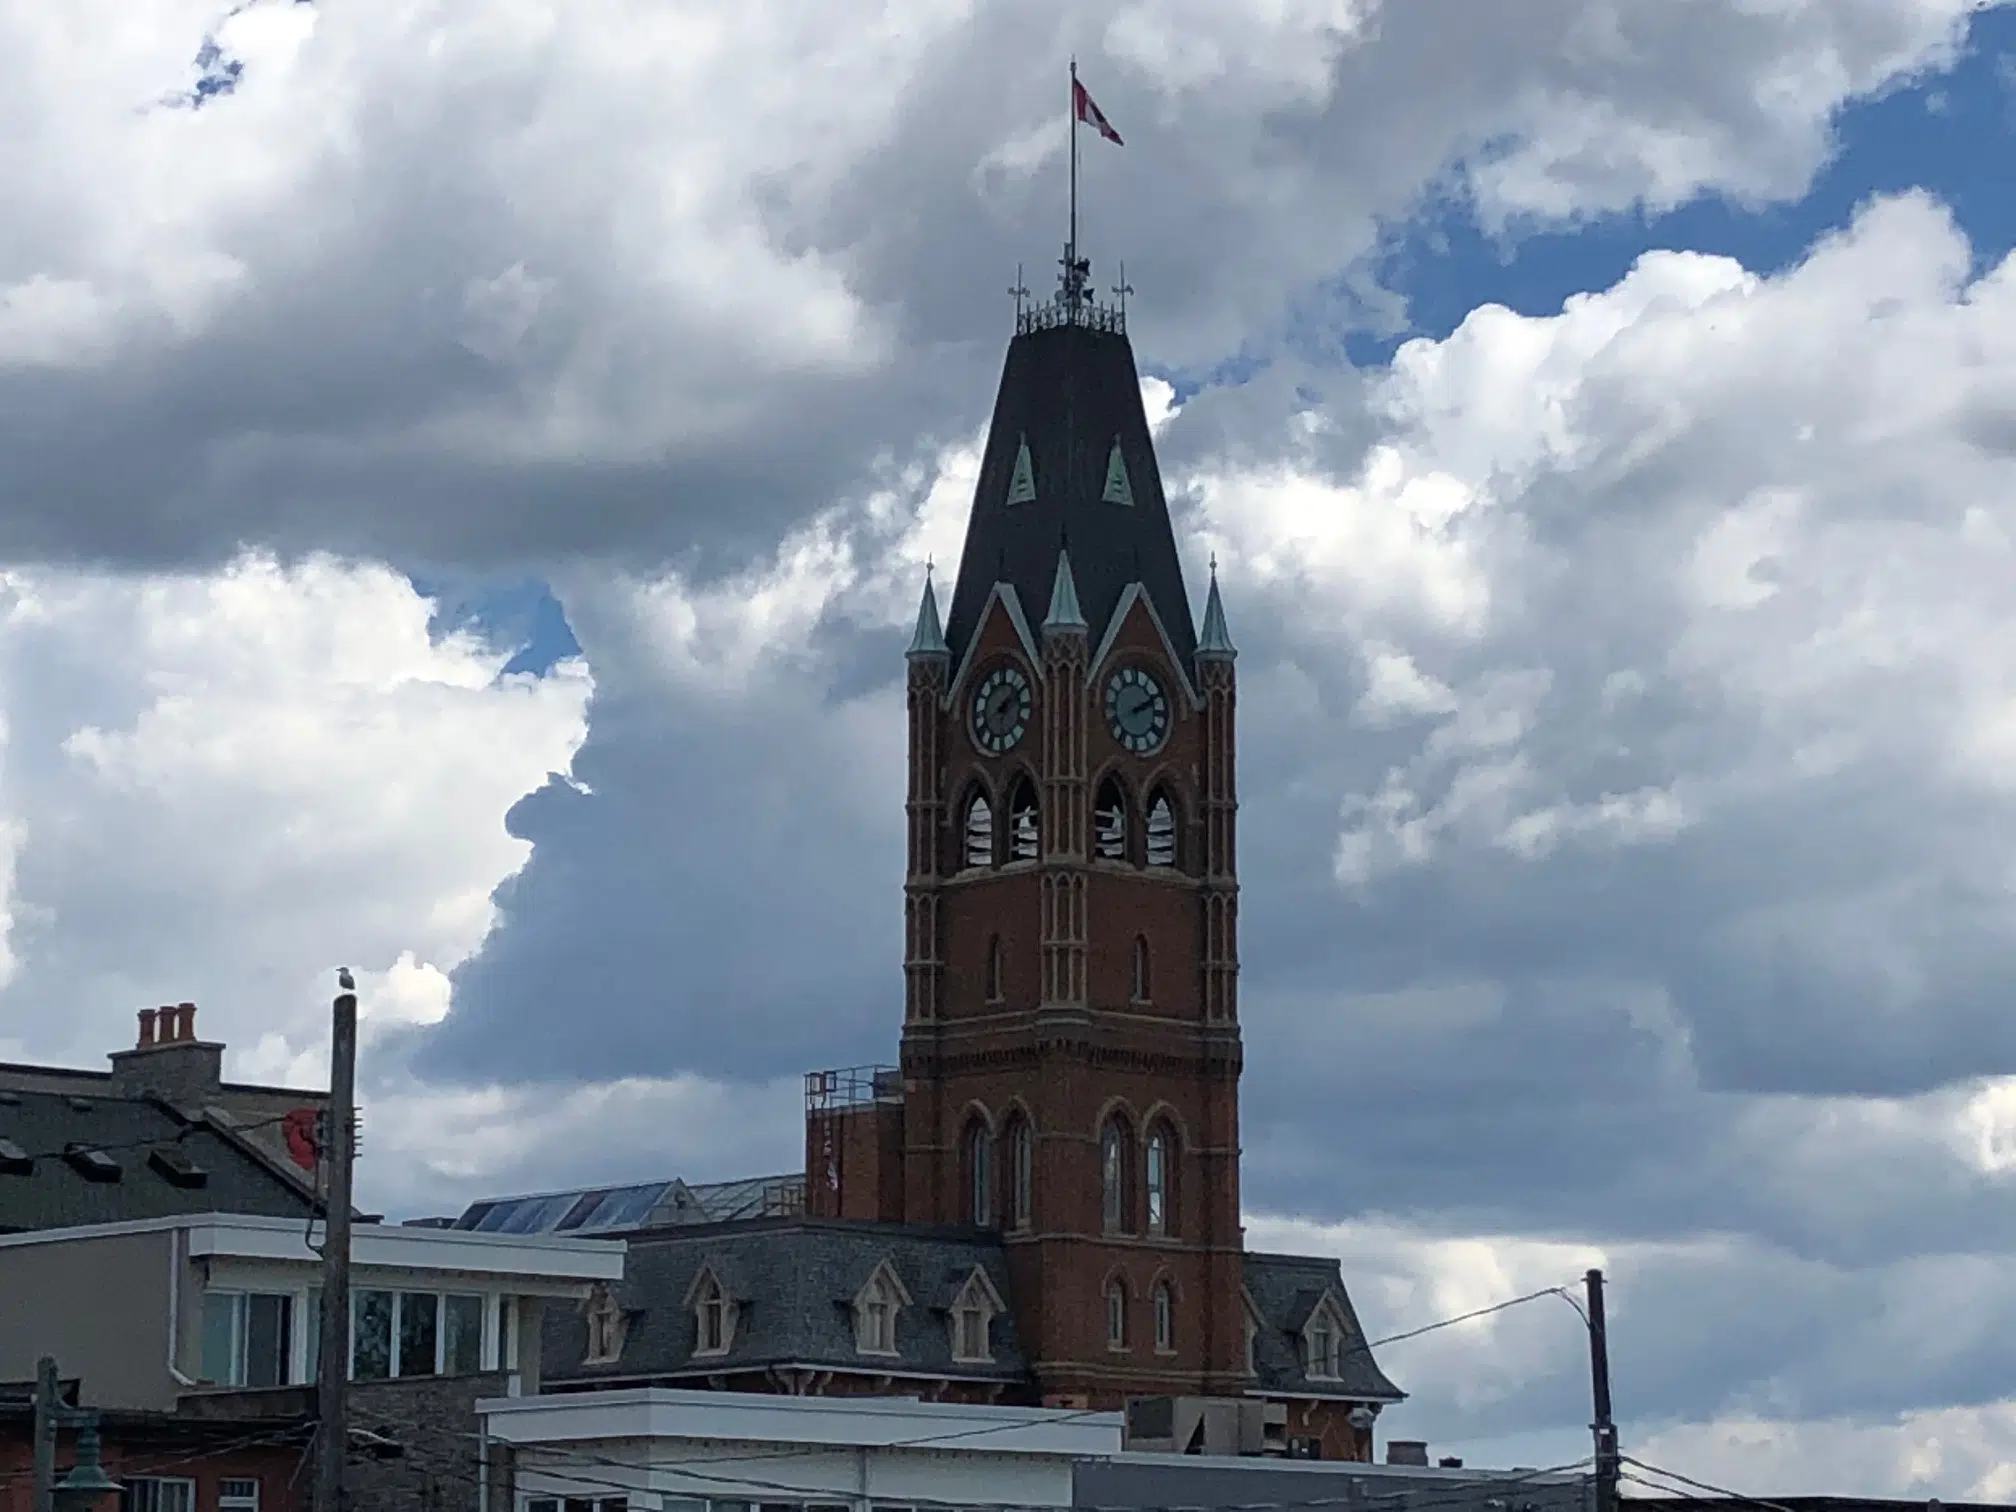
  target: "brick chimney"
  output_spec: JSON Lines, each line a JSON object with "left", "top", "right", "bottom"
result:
{"left": 108, "top": 1002, "right": 224, "bottom": 1109}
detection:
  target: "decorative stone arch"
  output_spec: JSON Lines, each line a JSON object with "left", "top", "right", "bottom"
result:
{"left": 683, "top": 1262, "right": 737, "bottom": 1358}
{"left": 1090, "top": 764, "right": 1135, "bottom": 862}
{"left": 957, "top": 777, "right": 998, "bottom": 870}
{"left": 1095, "top": 1100, "right": 1139, "bottom": 1233}
{"left": 1002, "top": 765, "right": 1042, "bottom": 863}
{"left": 960, "top": 1103, "right": 997, "bottom": 1227}
{"left": 1140, "top": 1105, "right": 1185, "bottom": 1238}
{"left": 1140, "top": 778, "right": 1184, "bottom": 870}
{"left": 853, "top": 1258, "right": 913, "bottom": 1357}
{"left": 949, "top": 1265, "right": 1006, "bottom": 1363}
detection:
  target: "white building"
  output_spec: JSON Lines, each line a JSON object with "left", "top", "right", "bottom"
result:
{"left": 0, "top": 1212, "right": 625, "bottom": 1405}
{"left": 478, "top": 1388, "right": 1124, "bottom": 1512}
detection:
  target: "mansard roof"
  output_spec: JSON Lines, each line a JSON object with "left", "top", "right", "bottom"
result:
{"left": 943, "top": 322, "right": 1197, "bottom": 669}
{"left": 1243, "top": 1251, "right": 1405, "bottom": 1403}
{"left": 543, "top": 1217, "right": 1026, "bottom": 1386}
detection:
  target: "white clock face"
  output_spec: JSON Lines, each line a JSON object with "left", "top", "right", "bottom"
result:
{"left": 971, "top": 665, "right": 1032, "bottom": 754}
{"left": 1104, "top": 666, "right": 1170, "bottom": 754}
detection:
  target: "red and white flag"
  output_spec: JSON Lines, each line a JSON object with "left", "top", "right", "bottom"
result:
{"left": 1073, "top": 78, "right": 1123, "bottom": 145}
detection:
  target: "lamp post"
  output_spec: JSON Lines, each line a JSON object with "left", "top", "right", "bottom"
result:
{"left": 53, "top": 1412, "right": 120, "bottom": 1512}
{"left": 33, "top": 1359, "right": 120, "bottom": 1512}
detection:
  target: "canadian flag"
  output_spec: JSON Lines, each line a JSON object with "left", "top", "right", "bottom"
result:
{"left": 1073, "top": 78, "right": 1123, "bottom": 146}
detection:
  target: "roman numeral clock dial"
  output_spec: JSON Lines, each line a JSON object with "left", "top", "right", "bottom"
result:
{"left": 1104, "top": 666, "right": 1169, "bottom": 754}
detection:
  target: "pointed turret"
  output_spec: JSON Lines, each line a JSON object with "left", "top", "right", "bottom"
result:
{"left": 1044, "top": 549, "right": 1086, "bottom": 633}
{"left": 907, "top": 570, "right": 949, "bottom": 659}
{"left": 1197, "top": 558, "right": 1236, "bottom": 660}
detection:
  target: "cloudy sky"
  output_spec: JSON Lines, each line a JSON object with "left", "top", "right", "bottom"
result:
{"left": 12, "top": 0, "right": 2016, "bottom": 1495}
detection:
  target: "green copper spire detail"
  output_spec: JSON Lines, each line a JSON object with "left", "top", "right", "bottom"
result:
{"left": 1045, "top": 549, "right": 1086, "bottom": 631}
{"left": 1197, "top": 557, "right": 1236, "bottom": 659}
{"left": 1006, "top": 435, "right": 1037, "bottom": 506}
{"left": 908, "top": 569, "right": 949, "bottom": 658}
{"left": 1101, "top": 438, "right": 1133, "bottom": 506}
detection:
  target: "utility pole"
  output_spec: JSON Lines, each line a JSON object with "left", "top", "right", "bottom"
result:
{"left": 32, "top": 1355, "right": 57, "bottom": 1512}
{"left": 313, "top": 970, "right": 359, "bottom": 1512}
{"left": 1586, "top": 1268, "right": 1621, "bottom": 1512}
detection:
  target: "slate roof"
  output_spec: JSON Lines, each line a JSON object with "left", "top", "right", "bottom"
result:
{"left": 454, "top": 1173, "right": 805, "bottom": 1237}
{"left": 944, "top": 322, "right": 1198, "bottom": 670}
{"left": 544, "top": 1217, "right": 1025, "bottom": 1386}
{"left": 1242, "top": 1252, "right": 1405, "bottom": 1403}
{"left": 0, "top": 1088, "right": 321, "bottom": 1234}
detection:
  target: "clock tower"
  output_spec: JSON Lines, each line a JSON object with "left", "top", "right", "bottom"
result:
{"left": 894, "top": 261, "right": 1246, "bottom": 1406}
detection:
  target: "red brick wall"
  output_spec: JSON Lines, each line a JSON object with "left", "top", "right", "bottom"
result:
{"left": 0, "top": 1421, "right": 309, "bottom": 1512}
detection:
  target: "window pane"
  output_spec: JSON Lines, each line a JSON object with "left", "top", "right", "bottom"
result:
{"left": 398, "top": 1291, "right": 440, "bottom": 1377}
{"left": 305, "top": 1288, "right": 321, "bottom": 1379}
{"left": 200, "top": 1293, "right": 239, "bottom": 1385}
{"left": 352, "top": 1290, "right": 393, "bottom": 1380}
{"left": 245, "top": 1294, "right": 291, "bottom": 1388}
{"left": 527, "top": 1502, "right": 559, "bottom": 1512}
{"left": 444, "top": 1293, "right": 486, "bottom": 1374}
{"left": 563, "top": 1499, "right": 594, "bottom": 1512}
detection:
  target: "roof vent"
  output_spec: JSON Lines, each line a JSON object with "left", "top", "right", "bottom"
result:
{"left": 148, "top": 1146, "right": 208, "bottom": 1189}
{"left": 0, "top": 1138, "right": 30, "bottom": 1175}
{"left": 63, "top": 1145, "right": 120, "bottom": 1182}
{"left": 66, "top": 1096, "right": 93, "bottom": 1113}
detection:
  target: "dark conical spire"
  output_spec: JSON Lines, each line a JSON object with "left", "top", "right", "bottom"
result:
{"left": 1197, "top": 556, "right": 1235, "bottom": 660}
{"left": 943, "top": 320, "right": 1197, "bottom": 665}
{"left": 908, "top": 568, "right": 949, "bottom": 659}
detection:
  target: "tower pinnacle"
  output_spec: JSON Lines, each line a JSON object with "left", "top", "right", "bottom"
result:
{"left": 1198, "top": 556, "right": 1236, "bottom": 660}
{"left": 907, "top": 567, "right": 949, "bottom": 659}
{"left": 1044, "top": 548, "right": 1087, "bottom": 632}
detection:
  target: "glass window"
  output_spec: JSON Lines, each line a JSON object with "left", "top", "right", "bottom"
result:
{"left": 200, "top": 1293, "right": 292, "bottom": 1387}
{"left": 967, "top": 1123, "right": 992, "bottom": 1226}
{"left": 444, "top": 1293, "right": 486, "bottom": 1374}
{"left": 398, "top": 1290, "right": 440, "bottom": 1377}
{"left": 1106, "top": 1281, "right": 1127, "bottom": 1349}
{"left": 1145, "top": 1131, "right": 1168, "bottom": 1236}
{"left": 121, "top": 1479, "right": 195, "bottom": 1512}
{"left": 200, "top": 1293, "right": 236, "bottom": 1385}
{"left": 1101, "top": 1119, "right": 1127, "bottom": 1231}
{"left": 352, "top": 1290, "right": 393, "bottom": 1380}
{"left": 1009, "top": 1118, "right": 1032, "bottom": 1228}
{"left": 1154, "top": 1282, "right": 1174, "bottom": 1352}
{"left": 526, "top": 1502, "right": 559, "bottom": 1512}
{"left": 218, "top": 1479, "right": 260, "bottom": 1512}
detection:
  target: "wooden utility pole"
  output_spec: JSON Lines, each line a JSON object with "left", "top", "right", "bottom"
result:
{"left": 313, "top": 971, "right": 359, "bottom": 1512}
{"left": 1586, "top": 1268, "right": 1621, "bottom": 1512}
{"left": 32, "top": 1355, "right": 57, "bottom": 1512}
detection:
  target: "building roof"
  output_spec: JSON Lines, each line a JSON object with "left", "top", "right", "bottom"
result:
{"left": 543, "top": 1217, "right": 1026, "bottom": 1386}
{"left": 1242, "top": 1252, "right": 1405, "bottom": 1403}
{"left": 453, "top": 1174, "right": 804, "bottom": 1238}
{"left": 480, "top": 1385, "right": 1123, "bottom": 1457}
{"left": 943, "top": 322, "right": 1198, "bottom": 669}
{"left": 0, "top": 1089, "right": 320, "bottom": 1234}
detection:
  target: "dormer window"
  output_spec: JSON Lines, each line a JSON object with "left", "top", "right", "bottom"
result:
{"left": 1304, "top": 1297, "right": 1350, "bottom": 1381}
{"left": 854, "top": 1263, "right": 909, "bottom": 1357}
{"left": 949, "top": 1270, "right": 1002, "bottom": 1364}
{"left": 963, "top": 793, "right": 995, "bottom": 869}
{"left": 691, "top": 1270, "right": 734, "bottom": 1357}
{"left": 584, "top": 1284, "right": 624, "bottom": 1364}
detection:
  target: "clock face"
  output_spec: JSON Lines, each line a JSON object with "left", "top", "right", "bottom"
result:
{"left": 971, "top": 665, "right": 1033, "bottom": 754}
{"left": 1104, "top": 666, "right": 1170, "bottom": 754}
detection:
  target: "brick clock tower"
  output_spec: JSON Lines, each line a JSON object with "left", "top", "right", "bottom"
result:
{"left": 845, "top": 255, "right": 1244, "bottom": 1408}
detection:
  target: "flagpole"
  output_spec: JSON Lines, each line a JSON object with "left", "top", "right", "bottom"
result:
{"left": 1068, "top": 57, "right": 1079, "bottom": 286}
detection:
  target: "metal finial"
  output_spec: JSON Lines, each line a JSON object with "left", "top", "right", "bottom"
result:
{"left": 1009, "top": 265, "right": 1029, "bottom": 321}
{"left": 1210, "top": 552, "right": 1218, "bottom": 576}
{"left": 1112, "top": 261, "right": 1134, "bottom": 317}
{"left": 924, "top": 555, "right": 934, "bottom": 583}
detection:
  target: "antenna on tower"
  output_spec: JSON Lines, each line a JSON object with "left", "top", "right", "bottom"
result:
{"left": 1112, "top": 262, "right": 1134, "bottom": 319}
{"left": 1009, "top": 266, "right": 1029, "bottom": 322}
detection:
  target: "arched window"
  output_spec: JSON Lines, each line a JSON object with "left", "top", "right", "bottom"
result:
{"left": 693, "top": 1272, "right": 731, "bottom": 1356}
{"left": 1146, "top": 791, "right": 1178, "bottom": 867}
{"left": 1145, "top": 1125, "right": 1170, "bottom": 1236}
{"left": 1007, "top": 1114, "right": 1033, "bottom": 1229}
{"left": 1094, "top": 776, "right": 1129, "bottom": 861}
{"left": 1131, "top": 936, "right": 1150, "bottom": 1002}
{"left": 963, "top": 792, "right": 994, "bottom": 869}
{"left": 1101, "top": 1115, "right": 1131, "bottom": 1232}
{"left": 985, "top": 935, "right": 1004, "bottom": 1002}
{"left": 1008, "top": 777, "right": 1040, "bottom": 861}
{"left": 1106, "top": 1278, "right": 1128, "bottom": 1350}
{"left": 966, "top": 1120, "right": 993, "bottom": 1227}
{"left": 855, "top": 1268, "right": 902, "bottom": 1355}
{"left": 1153, "top": 1280, "right": 1174, "bottom": 1352}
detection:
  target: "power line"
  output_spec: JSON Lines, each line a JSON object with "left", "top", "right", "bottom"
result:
{"left": 0, "top": 1107, "right": 300, "bottom": 1166}
{"left": 1621, "top": 1456, "right": 1802, "bottom": 1512}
